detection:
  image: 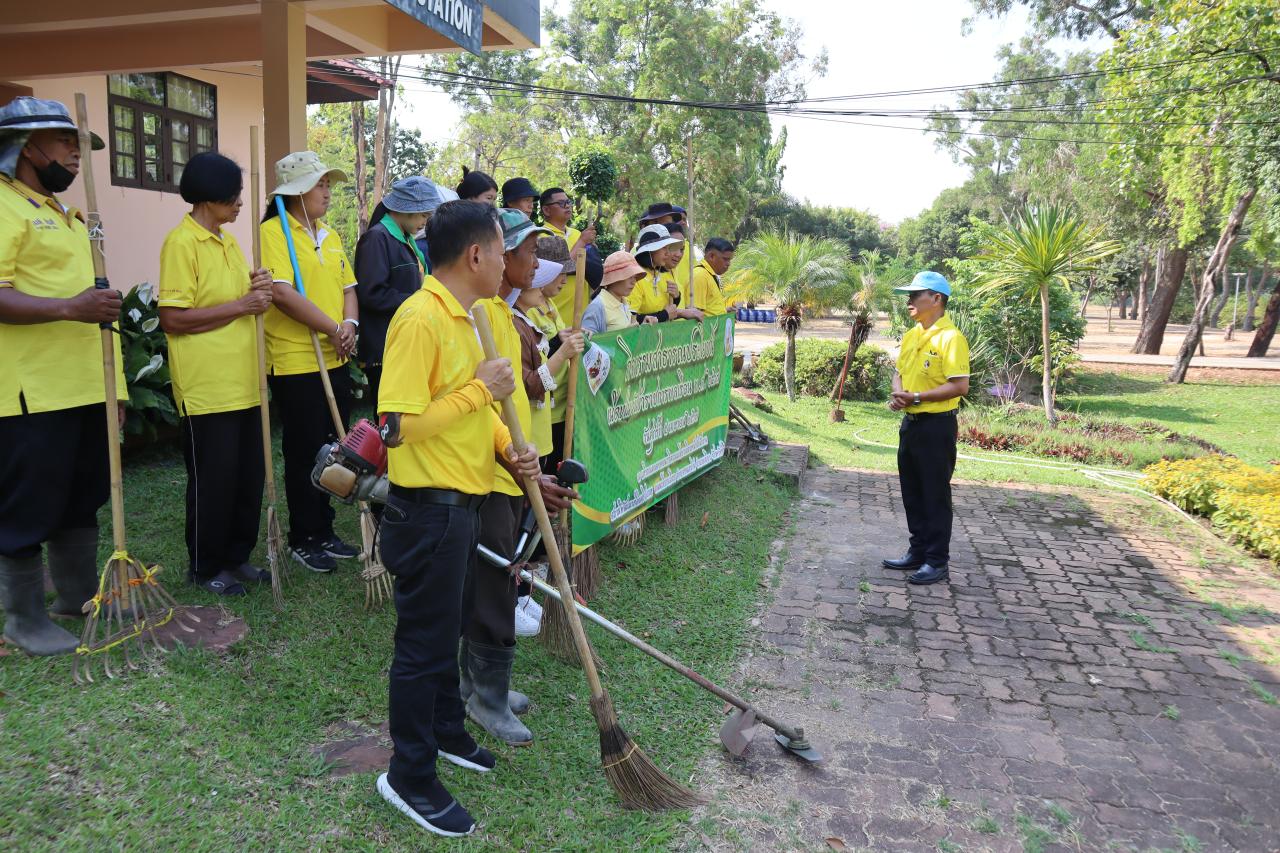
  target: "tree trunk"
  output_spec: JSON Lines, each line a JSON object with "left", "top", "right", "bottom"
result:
{"left": 351, "top": 102, "right": 369, "bottom": 234}
{"left": 1208, "top": 267, "right": 1231, "bottom": 327}
{"left": 372, "top": 56, "right": 401, "bottom": 206}
{"left": 1248, "top": 271, "right": 1280, "bottom": 357}
{"left": 1168, "top": 188, "right": 1256, "bottom": 383}
{"left": 784, "top": 330, "right": 797, "bottom": 402}
{"left": 1133, "top": 245, "right": 1188, "bottom": 354}
{"left": 1040, "top": 283, "right": 1055, "bottom": 425}
{"left": 831, "top": 323, "right": 858, "bottom": 403}
{"left": 1079, "top": 275, "right": 1095, "bottom": 317}
{"left": 1135, "top": 253, "right": 1151, "bottom": 320}
{"left": 1244, "top": 261, "right": 1268, "bottom": 332}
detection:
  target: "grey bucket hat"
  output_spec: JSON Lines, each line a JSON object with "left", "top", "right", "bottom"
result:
{"left": 0, "top": 96, "right": 104, "bottom": 178}
{"left": 383, "top": 176, "right": 458, "bottom": 214}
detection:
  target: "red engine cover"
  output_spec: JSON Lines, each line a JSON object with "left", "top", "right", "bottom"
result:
{"left": 340, "top": 419, "right": 387, "bottom": 475}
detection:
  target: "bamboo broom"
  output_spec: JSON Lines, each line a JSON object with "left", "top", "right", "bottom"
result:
{"left": 72, "top": 93, "right": 196, "bottom": 684}
{"left": 249, "top": 127, "right": 287, "bottom": 607}
{"left": 474, "top": 307, "right": 701, "bottom": 811}
{"left": 544, "top": 248, "right": 599, "bottom": 662}
{"left": 271, "top": 196, "right": 391, "bottom": 610}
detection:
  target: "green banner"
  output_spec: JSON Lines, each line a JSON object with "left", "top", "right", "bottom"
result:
{"left": 570, "top": 316, "right": 736, "bottom": 553}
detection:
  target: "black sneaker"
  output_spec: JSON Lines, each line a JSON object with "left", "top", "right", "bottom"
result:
{"left": 290, "top": 543, "right": 336, "bottom": 573}
{"left": 318, "top": 535, "right": 360, "bottom": 560}
{"left": 438, "top": 733, "right": 496, "bottom": 773}
{"left": 376, "top": 773, "right": 475, "bottom": 837}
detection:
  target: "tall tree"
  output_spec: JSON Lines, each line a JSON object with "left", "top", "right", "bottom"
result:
{"left": 966, "top": 0, "right": 1152, "bottom": 40}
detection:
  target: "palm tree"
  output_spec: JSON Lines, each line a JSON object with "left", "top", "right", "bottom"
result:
{"left": 829, "top": 251, "right": 906, "bottom": 420}
{"left": 726, "top": 233, "right": 849, "bottom": 401}
{"left": 974, "top": 206, "right": 1120, "bottom": 424}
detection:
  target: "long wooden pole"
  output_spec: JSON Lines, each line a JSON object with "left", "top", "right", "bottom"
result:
{"left": 250, "top": 127, "right": 280, "bottom": 509}
{"left": 75, "top": 94, "right": 126, "bottom": 556}
{"left": 473, "top": 308, "right": 605, "bottom": 699}
{"left": 558, "top": 249, "right": 588, "bottom": 538}
{"left": 686, "top": 132, "right": 695, "bottom": 310}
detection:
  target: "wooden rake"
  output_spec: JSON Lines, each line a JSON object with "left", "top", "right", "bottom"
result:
{"left": 72, "top": 92, "right": 198, "bottom": 684}
{"left": 249, "top": 127, "right": 288, "bottom": 607}
{"left": 475, "top": 307, "right": 701, "bottom": 811}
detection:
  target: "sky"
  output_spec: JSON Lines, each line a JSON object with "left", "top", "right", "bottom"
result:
{"left": 397, "top": 0, "right": 1041, "bottom": 225}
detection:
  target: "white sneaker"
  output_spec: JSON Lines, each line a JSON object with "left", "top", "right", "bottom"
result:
{"left": 520, "top": 594, "right": 543, "bottom": 621}
{"left": 514, "top": 596, "right": 541, "bottom": 637}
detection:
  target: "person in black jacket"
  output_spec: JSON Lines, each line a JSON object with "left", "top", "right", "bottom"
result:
{"left": 354, "top": 176, "right": 455, "bottom": 408}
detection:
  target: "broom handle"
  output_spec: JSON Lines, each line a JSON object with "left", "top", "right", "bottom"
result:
{"left": 558, "top": 249, "right": 587, "bottom": 529}
{"left": 313, "top": 333, "right": 346, "bottom": 440}
{"left": 248, "top": 127, "right": 279, "bottom": 505}
{"left": 473, "top": 308, "right": 605, "bottom": 699}
{"left": 686, "top": 133, "right": 695, "bottom": 311}
{"left": 75, "top": 93, "right": 126, "bottom": 555}
{"left": 514, "top": 565, "right": 803, "bottom": 742}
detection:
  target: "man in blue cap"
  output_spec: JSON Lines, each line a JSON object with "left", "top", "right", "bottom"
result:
{"left": 883, "top": 271, "right": 970, "bottom": 586}
{"left": 0, "top": 96, "right": 127, "bottom": 654}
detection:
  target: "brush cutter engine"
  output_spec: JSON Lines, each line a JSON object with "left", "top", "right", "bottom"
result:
{"left": 311, "top": 418, "right": 389, "bottom": 504}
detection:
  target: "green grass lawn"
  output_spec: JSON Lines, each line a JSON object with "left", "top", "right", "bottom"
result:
{"left": 0, "top": 434, "right": 793, "bottom": 851}
{"left": 740, "top": 367, "right": 1280, "bottom": 490}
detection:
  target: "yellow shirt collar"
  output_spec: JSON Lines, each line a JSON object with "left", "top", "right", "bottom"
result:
{"left": 422, "top": 274, "right": 470, "bottom": 319}
{"left": 1, "top": 174, "right": 79, "bottom": 221}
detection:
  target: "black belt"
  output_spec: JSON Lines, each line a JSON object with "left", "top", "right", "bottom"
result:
{"left": 389, "top": 484, "right": 487, "bottom": 510}
{"left": 903, "top": 409, "right": 957, "bottom": 421}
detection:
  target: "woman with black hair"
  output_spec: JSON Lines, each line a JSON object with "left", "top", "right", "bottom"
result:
{"left": 355, "top": 176, "right": 453, "bottom": 408}
{"left": 455, "top": 167, "right": 498, "bottom": 205}
{"left": 157, "top": 151, "right": 274, "bottom": 596}
{"left": 628, "top": 223, "right": 704, "bottom": 323}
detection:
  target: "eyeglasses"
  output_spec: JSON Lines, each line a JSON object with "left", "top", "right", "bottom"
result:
{"left": 544, "top": 198, "right": 574, "bottom": 209}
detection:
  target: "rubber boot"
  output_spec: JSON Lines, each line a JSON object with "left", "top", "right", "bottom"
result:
{"left": 47, "top": 527, "right": 101, "bottom": 617}
{"left": 460, "top": 638, "right": 530, "bottom": 716}
{"left": 1, "top": 554, "right": 79, "bottom": 656}
{"left": 465, "top": 641, "right": 533, "bottom": 745}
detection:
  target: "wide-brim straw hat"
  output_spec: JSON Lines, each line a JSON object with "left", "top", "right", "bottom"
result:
{"left": 269, "top": 150, "right": 348, "bottom": 197}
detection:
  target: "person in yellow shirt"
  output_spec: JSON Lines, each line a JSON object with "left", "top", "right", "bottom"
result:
{"left": 629, "top": 224, "right": 704, "bottom": 323}
{"left": 260, "top": 151, "right": 360, "bottom": 573}
{"left": 884, "top": 272, "right": 970, "bottom": 587}
{"left": 373, "top": 200, "right": 553, "bottom": 838}
{"left": 538, "top": 186, "right": 596, "bottom": 320}
{"left": 689, "top": 237, "right": 736, "bottom": 317}
{"left": 0, "top": 97, "right": 127, "bottom": 656}
{"left": 158, "top": 151, "right": 274, "bottom": 597}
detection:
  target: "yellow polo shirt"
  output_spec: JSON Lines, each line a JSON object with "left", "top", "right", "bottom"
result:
{"left": 669, "top": 239, "right": 693, "bottom": 304}
{"left": 896, "top": 314, "right": 970, "bottom": 414}
{"left": 528, "top": 301, "right": 571, "bottom": 424}
{"left": 260, "top": 211, "right": 355, "bottom": 376}
{"left": 690, "top": 260, "right": 728, "bottom": 316}
{"left": 379, "top": 276, "right": 512, "bottom": 495}
{"left": 0, "top": 176, "right": 125, "bottom": 417}
{"left": 476, "top": 295, "right": 533, "bottom": 497}
{"left": 158, "top": 215, "right": 258, "bottom": 416}
{"left": 545, "top": 222, "right": 583, "bottom": 321}
{"left": 628, "top": 270, "right": 671, "bottom": 316}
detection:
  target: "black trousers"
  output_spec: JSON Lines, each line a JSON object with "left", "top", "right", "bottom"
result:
{"left": 0, "top": 404, "right": 108, "bottom": 559}
{"left": 464, "top": 493, "right": 522, "bottom": 647}
{"left": 181, "top": 406, "right": 265, "bottom": 580}
{"left": 382, "top": 497, "right": 478, "bottom": 793}
{"left": 897, "top": 412, "right": 958, "bottom": 566}
{"left": 267, "top": 367, "right": 352, "bottom": 547}
{"left": 363, "top": 365, "right": 383, "bottom": 414}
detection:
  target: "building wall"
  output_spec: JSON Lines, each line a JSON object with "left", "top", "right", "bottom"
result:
{"left": 16, "top": 67, "right": 264, "bottom": 292}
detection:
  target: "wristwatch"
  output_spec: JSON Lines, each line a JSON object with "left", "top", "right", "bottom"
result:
{"left": 913, "top": 392, "right": 921, "bottom": 405}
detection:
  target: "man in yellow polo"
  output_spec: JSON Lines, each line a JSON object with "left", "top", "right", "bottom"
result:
{"left": 884, "top": 271, "right": 969, "bottom": 586}
{"left": 373, "top": 200, "right": 562, "bottom": 838}
{"left": 539, "top": 186, "right": 594, "bottom": 320}
{"left": 0, "top": 97, "right": 126, "bottom": 656}
{"left": 689, "top": 237, "right": 735, "bottom": 317}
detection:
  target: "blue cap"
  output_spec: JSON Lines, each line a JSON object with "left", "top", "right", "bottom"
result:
{"left": 383, "top": 176, "right": 457, "bottom": 214}
{"left": 894, "top": 270, "right": 951, "bottom": 297}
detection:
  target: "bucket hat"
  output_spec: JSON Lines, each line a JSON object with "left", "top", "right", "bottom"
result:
{"left": 498, "top": 208, "right": 552, "bottom": 252}
{"left": 383, "top": 176, "right": 457, "bottom": 214}
{"left": 638, "top": 202, "right": 685, "bottom": 223}
{"left": 500, "top": 176, "right": 538, "bottom": 206}
{"left": 0, "top": 96, "right": 104, "bottom": 178}
{"left": 269, "top": 151, "right": 348, "bottom": 197}
{"left": 894, "top": 270, "right": 952, "bottom": 297}
{"left": 600, "top": 251, "right": 646, "bottom": 288}
{"left": 535, "top": 235, "right": 576, "bottom": 275}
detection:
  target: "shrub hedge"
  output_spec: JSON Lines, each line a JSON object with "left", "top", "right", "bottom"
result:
{"left": 1144, "top": 455, "right": 1280, "bottom": 563}
{"left": 752, "top": 338, "right": 891, "bottom": 400}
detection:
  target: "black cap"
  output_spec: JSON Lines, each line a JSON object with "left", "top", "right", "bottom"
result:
{"left": 501, "top": 177, "right": 538, "bottom": 206}
{"left": 638, "top": 202, "right": 686, "bottom": 223}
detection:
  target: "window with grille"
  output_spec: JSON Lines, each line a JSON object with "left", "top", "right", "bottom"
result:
{"left": 107, "top": 72, "right": 217, "bottom": 192}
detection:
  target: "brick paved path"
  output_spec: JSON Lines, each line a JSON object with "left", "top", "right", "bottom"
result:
{"left": 694, "top": 467, "right": 1280, "bottom": 852}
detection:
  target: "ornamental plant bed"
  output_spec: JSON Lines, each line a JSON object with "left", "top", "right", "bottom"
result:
{"left": 958, "top": 403, "right": 1223, "bottom": 469}
{"left": 1145, "top": 455, "right": 1280, "bottom": 563}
